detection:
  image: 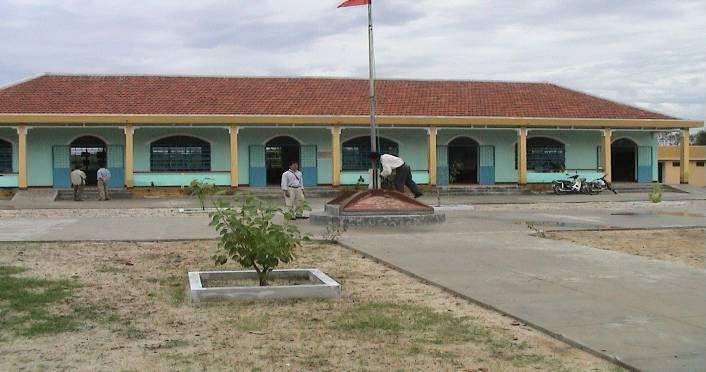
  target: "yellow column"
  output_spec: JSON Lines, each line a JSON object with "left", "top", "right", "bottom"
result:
{"left": 229, "top": 126, "right": 239, "bottom": 187}
{"left": 518, "top": 127, "right": 528, "bottom": 185}
{"left": 680, "top": 128, "right": 690, "bottom": 184}
{"left": 428, "top": 127, "right": 437, "bottom": 185}
{"left": 331, "top": 127, "right": 341, "bottom": 186}
{"left": 603, "top": 128, "right": 612, "bottom": 182}
{"left": 17, "top": 126, "right": 27, "bottom": 189}
{"left": 124, "top": 125, "right": 134, "bottom": 188}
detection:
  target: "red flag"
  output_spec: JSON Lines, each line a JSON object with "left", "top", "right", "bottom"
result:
{"left": 338, "top": 0, "right": 370, "bottom": 8}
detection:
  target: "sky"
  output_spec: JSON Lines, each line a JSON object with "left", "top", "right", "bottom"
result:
{"left": 0, "top": 0, "right": 704, "bottom": 124}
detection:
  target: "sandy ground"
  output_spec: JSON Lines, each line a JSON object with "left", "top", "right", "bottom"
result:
{"left": 546, "top": 229, "right": 705, "bottom": 269}
{"left": 0, "top": 241, "right": 620, "bottom": 371}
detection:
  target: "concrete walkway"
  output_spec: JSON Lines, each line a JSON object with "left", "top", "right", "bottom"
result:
{"left": 339, "top": 211, "right": 706, "bottom": 372}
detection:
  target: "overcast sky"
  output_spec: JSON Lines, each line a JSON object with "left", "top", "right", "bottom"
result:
{"left": 0, "top": 0, "right": 704, "bottom": 123}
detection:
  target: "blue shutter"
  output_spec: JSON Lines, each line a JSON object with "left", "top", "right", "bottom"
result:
{"left": 436, "top": 145, "right": 449, "bottom": 186}
{"left": 107, "top": 145, "right": 125, "bottom": 188}
{"left": 52, "top": 145, "right": 71, "bottom": 188}
{"left": 637, "top": 146, "right": 653, "bottom": 183}
{"left": 479, "top": 145, "right": 495, "bottom": 185}
{"left": 249, "top": 145, "right": 266, "bottom": 187}
{"left": 300, "top": 145, "right": 317, "bottom": 186}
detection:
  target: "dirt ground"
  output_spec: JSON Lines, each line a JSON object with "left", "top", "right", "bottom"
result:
{"left": 546, "top": 228, "right": 705, "bottom": 269}
{"left": 0, "top": 241, "right": 621, "bottom": 371}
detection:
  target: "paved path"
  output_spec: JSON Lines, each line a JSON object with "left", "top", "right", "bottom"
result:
{"left": 339, "top": 211, "right": 706, "bottom": 372}
{"left": 1, "top": 200, "right": 705, "bottom": 371}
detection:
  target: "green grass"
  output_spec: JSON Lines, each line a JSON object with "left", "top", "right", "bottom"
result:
{"left": 334, "top": 302, "right": 483, "bottom": 343}
{"left": 0, "top": 265, "right": 116, "bottom": 337}
{"left": 334, "top": 302, "right": 563, "bottom": 369}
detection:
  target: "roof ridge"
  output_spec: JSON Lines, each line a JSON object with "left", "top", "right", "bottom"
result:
{"left": 0, "top": 73, "right": 48, "bottom": 90}
{"left": 38, "top": 72, "right": 548, "bottom": 85}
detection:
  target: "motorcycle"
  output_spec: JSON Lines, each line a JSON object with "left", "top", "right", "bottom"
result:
{"left": 552, "top": 174, "right": 590, "bottom": 194}
{"left": 584, "top": 174, "right": 618, "bottom": 195}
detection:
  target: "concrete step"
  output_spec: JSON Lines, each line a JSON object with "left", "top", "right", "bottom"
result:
{"left": 11, "top": 189, "right": 58, "bottom": 203}
{"left": 56, "top": 188, "right": 134, "bottom": 200}
{"left": 612, "top": 183, "right": 685, "bottom": 193}
{"left": 234, "top": 185, "right": 524, "bottom": 198}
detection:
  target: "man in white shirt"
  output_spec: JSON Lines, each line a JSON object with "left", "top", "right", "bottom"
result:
{"left": 70, "top": 166, "right": 86, "bottom": 201}
{"left": 369, "top": 152, "right": 423, "bottom": 198}
{"left": 96, "top": 163, "right": 111, "bottom": 201}
{"left": 281, "top": 161, "right": 306, "bottom": 218}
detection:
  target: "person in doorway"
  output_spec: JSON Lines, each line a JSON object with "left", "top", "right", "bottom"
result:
{"left": 70, "top": 165, "right": 86, "bottom": 201}
{"left": 369, "top": 152, "right": 423, "bottom": 198}
{"left": 96, "top": 163, "right": 111, "bottom": 201}
{"left": 281, "top": 161, "right": 306, "bottom": 219}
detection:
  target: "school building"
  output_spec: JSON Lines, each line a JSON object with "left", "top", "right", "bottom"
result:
{"left": 658, "top": 146, "right": 706, "bottom": 187}
{"left": 0, "top": 74, "right": 702, "bottom": 190}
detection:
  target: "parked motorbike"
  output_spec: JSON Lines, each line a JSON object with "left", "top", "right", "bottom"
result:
{"left": 552, "top": 174, "right": 590, "bottom": 194}
{"left": 584, "top": 174, "right": 618, "bottom": 195}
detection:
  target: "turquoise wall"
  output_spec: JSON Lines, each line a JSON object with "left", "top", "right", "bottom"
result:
{"left": 238, "top": 128, "right": 332, "bottom": 185}
{"left": 529, "top": 130, "right": 603, "bottom": 172}
{"left": 26, "top": 128, "right": 124, "bottom": 187}
{"left": 134, "top": 172, "right": 230, "bottom": 187}
{"left": 133, "top": 128, "right": 231, "bottom": 186}
{"left": 0, "top": 124, "right": 661, "bottom": 188}
{"left": 0, "top": 128, "right": 18, "bottom": 175}
{"left": 438, "top": 129, "right": 518, "bottom": 183}
{"left": 340, "top": 128, "right": 429, "bottom": 185}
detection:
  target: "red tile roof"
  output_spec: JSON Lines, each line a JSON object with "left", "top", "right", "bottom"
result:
{"left": 0, "top": 74, "right": 675, "bottom": 120}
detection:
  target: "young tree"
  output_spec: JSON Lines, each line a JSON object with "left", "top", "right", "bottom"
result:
{"left": 187, "top": 179, "right": 219, "bottom": 210}
{"left": 209, "top": 195, "right": 309, "bottom": 286}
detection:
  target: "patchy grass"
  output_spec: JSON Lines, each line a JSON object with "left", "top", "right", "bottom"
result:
{"left": 335, "top": 302, "right": 560, "bottom": 368}
{"left": 0, "top": 241, "right": 622, "bottom": 371}
{"left": 545, "top": 228, "right": 705, "bottom": 269}
{"left": 0, "top": 265, "right": 116, "bottom": 337}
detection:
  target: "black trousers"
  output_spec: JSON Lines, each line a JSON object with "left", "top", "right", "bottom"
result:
{"left": 394, "top": 164, "right": 422, "bottom": 196}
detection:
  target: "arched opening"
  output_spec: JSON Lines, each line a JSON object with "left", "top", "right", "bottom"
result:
{"left": 341, "top": 136, "right": 398, "bottom": 171}
{"left": 266, "top": 136, "right": 300, "bottom": 185}
{"left": 150, "top": 136, "right": 211, "bottom": 173}
{"left": 447, "top": 137, "right": 479, "bottom": 184}
{"left": 0, "top": 139, "right": 12, "bottom": 173}
{"left": 612, "top": 138, "right": 637, "bottom": 182}
{"left": 71, "top": 136, "right": 107, "bottom": 186}
{"left": 526, "top": 137, "right": 565, "bottom": 172}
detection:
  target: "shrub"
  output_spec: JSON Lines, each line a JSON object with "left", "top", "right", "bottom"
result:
{"left": 209, "top": 195, "right": 308, "bottom": 286}
{"left": 187, "top": 179, "right": 220, "bottom": 210}
{"left": 649, "top": 184, "right": 662, "bottom": 203}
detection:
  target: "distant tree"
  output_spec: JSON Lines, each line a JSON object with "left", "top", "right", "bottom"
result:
{"left": 691, "top": 129, "right": 706, "bottom": 145}
{"left": 656, "top": 131, "right": 681, "bottom": 146}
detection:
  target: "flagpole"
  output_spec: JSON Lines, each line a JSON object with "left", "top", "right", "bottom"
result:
{"left": 367, "top": 0, "right": 379, "bottom": 189}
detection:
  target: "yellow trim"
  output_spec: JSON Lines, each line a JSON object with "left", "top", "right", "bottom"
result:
{"left": 229, "top": 126, "right": 239, "bottom": 187}
{"left": 428, "top": 127, "right": 437, "bottom": 185}
{"left": 331, "top": 127, "right": 341, "bottom": 186}
{"left": 680, "top": 129, "right": 690, "bottom": 183}
{"left": 0, "top": 114, "right": 700, "bottom": 129}
{"left": 603, "top": 129, "right": 612, "bottom": 182}
{"left": 124, "top": 125, "right": 134, "bottom": 188}
{"left": 658, "top": 146, "right": 706, "bottom": 161}
{"left": 518, "top": 128, "right": 528, "bottom": 185}
{"left": 17, "top": 126, "right": 27, "bottom": 189}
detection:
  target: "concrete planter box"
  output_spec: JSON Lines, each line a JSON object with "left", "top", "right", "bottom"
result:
{"left": 187, "top": 269, "right": 341, "bottom": 303}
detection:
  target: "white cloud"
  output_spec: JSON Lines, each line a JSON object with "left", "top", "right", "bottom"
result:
{"left": 0, "top": 0, "right": 703, "bottom": 123}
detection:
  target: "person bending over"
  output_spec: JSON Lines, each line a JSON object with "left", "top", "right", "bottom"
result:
{"left": 368, "top": 152, "right": 423, "bottom": 198}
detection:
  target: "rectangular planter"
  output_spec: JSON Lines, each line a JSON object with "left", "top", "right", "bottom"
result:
{"left": 187, "top": 269, "right": 341, "bottom": 303}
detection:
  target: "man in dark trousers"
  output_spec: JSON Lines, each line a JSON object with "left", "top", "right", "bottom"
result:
{"left": 369, "top": 152, "right": 423, "bottom": 198}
